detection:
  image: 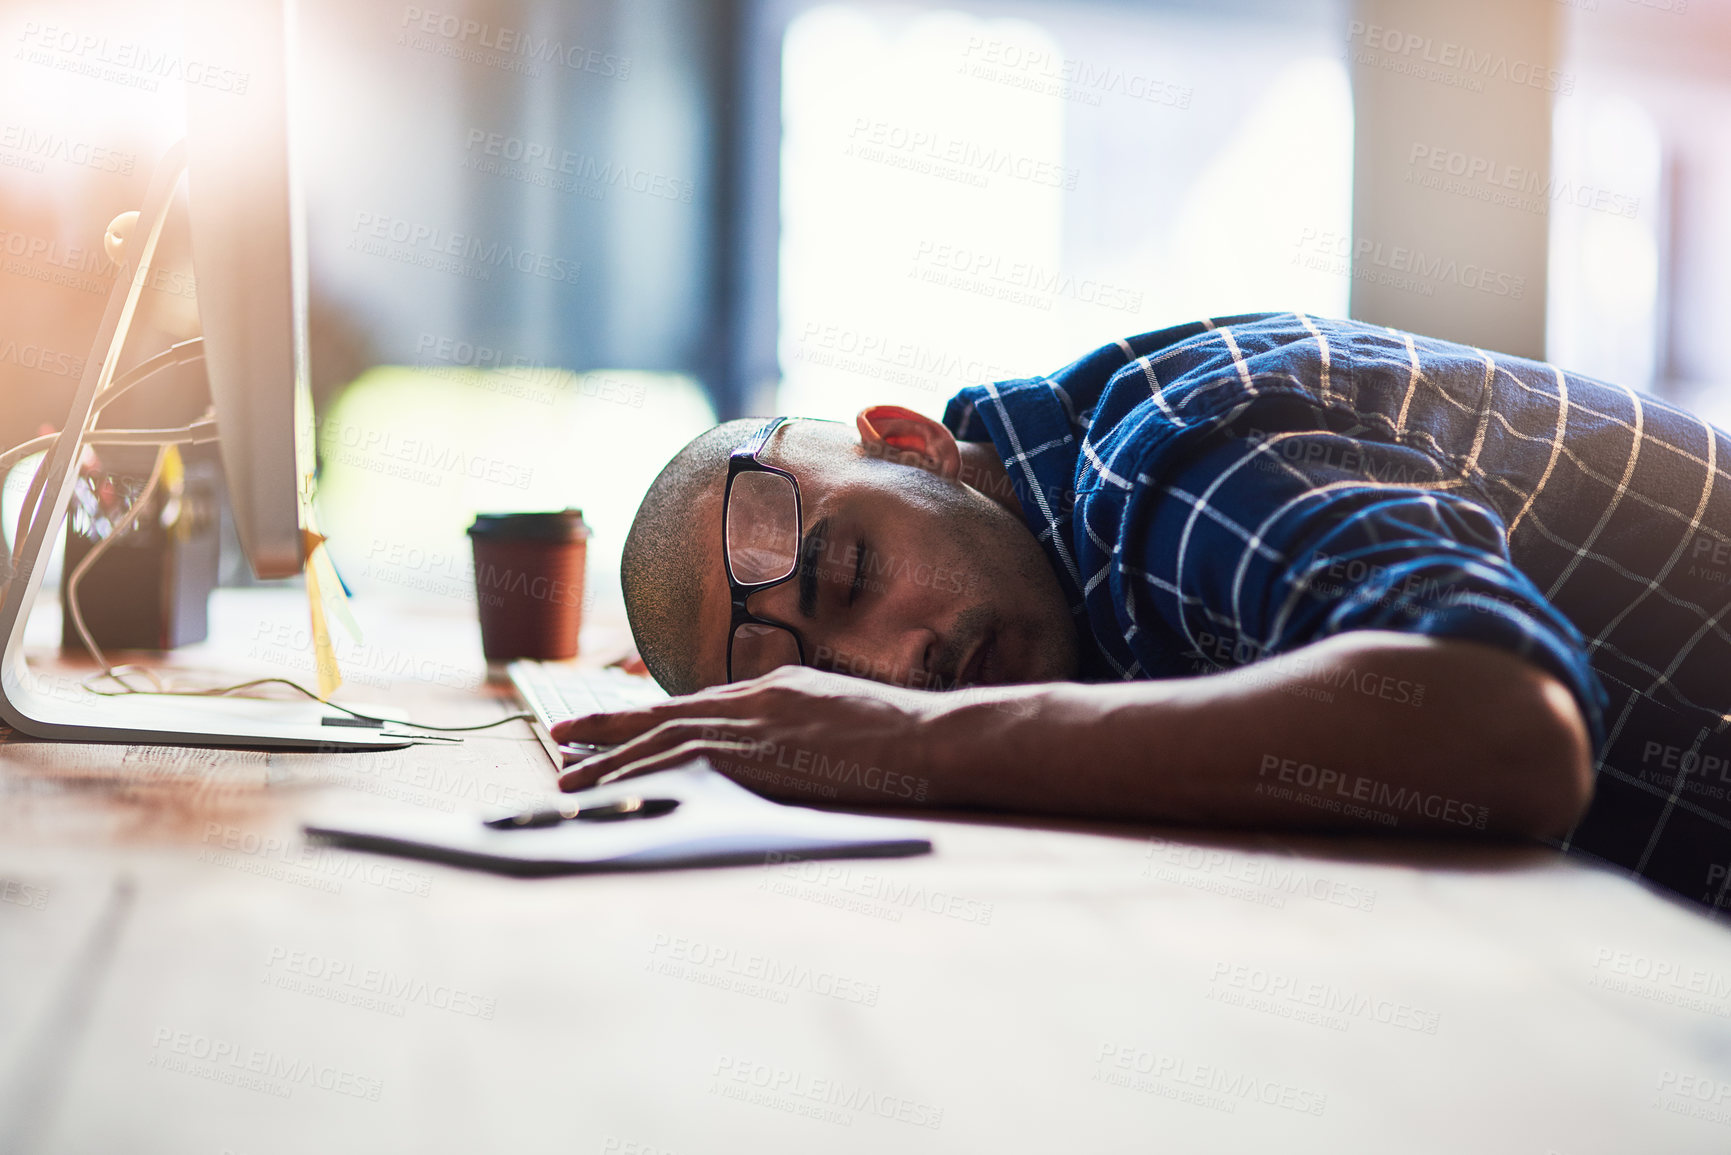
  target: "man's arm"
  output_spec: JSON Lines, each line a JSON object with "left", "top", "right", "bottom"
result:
{"left": 930, "top": 630, "right": 1593, "bottom": 839}
{"left": 554, "top": 629, "right": 1594, "bottom": 840}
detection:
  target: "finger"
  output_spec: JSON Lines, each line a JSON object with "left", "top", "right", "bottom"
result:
{"left": 594, "top": 740, "right": 759, "bottom": 787}
{"left": 552, "top": 711, "right": 675, "bottom": 745}
{"left": 550, "top": 690, "right": 768, "bottom": 744}
{"left": 558, "top": 742, "right": 608, "bottom": 769}
{"left": 551, "top": 714, "right": 629, "bottom": 744}
{"left": 565, "top": 719, "right": 756, "bottom": 786}
{"left": 557, "top": 718, "right": 757, "bottom": 791}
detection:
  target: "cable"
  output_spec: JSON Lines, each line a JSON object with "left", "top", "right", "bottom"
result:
{"left": 1, "top": 341, "right": 208, "bottom": 578}
{"left": 63, "top": 451, "right": 533, "bottom": 736}
{"left": 94, "top": 338, "right": 204, "bottom": 410}
{"left": 64, "top": 445, "right": 169, "bottom": 677}
{"left": 81, "top": 673, "right": 537, "bottom": 733}
{"left": 0, "top": 343, "right": 201, "bottom": 479}
{"left": 9, "top": 424, "right": 216, "bottom": 549}
{"left": 89, "top": 421, "right": 220, "bottom": 446}
{"left": 2, "top": 423, "right": 219, "bottom": 603}
{"left": 5, "top": 418, "right": 214, "bottom": 503}
{"left": 0, "top": 432, "right": 58, "bottom": 478}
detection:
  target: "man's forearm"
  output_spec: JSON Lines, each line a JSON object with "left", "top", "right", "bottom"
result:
{"left": 930, "top": 632, "right": 1594, "bottom": 839}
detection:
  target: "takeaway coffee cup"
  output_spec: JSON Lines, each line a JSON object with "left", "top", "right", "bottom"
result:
{"left": 467, "top": 509, "right": 591, "bottom": 661}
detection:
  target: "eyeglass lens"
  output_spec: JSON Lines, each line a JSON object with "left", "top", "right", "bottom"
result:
{"left": 725, "top": 469, "right": 804, "bottom": 678}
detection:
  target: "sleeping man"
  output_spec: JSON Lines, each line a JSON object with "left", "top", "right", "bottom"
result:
{"left": 553, "top": 313, "right": 1731, "bottom": 912}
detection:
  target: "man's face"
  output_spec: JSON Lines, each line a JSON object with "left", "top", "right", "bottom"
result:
{"left": 684, "top": 421, "right": 1080, "bottom": 692}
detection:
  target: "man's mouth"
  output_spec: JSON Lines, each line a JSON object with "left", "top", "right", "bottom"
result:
{"left": 928, "top": 604, "right": 996, "bottom": 689}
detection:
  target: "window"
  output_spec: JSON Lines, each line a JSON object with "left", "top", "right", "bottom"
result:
{"left": 1548, "top": 0, "right": 1731, "bottom": 427}
{"left": 775, "top": 1, "right": 1353, "bottom": 420}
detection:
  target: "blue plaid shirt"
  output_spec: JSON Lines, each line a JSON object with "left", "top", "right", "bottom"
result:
{"left": 944, "top": 313, "right": 1731, "bottom": 914}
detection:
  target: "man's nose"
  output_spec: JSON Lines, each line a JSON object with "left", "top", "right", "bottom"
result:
{"left": 808, "top": 622, "right": 937, "bottom": 689}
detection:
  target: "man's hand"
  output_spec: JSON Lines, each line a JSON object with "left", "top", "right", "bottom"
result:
{"left": 551, "top": 666, "right": 1019, "bottom": 806}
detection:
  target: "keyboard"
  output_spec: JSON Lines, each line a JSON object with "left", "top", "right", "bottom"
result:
{"left": 507, "top": 661, "right": 668, "bottom": 770}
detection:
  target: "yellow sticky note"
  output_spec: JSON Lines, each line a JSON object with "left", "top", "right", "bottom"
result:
{"left": 302, "top": 520, "right": 362, "bottom": 642}
{"left": 305, "top": 549, "right": 343, "bottom": 701}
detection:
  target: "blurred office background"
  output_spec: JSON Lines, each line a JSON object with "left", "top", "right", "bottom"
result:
{"left": 0, "top": 0, "right": 1725, "bottom": 627}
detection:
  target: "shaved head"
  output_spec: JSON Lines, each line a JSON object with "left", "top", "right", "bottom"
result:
{"left": 620, "top": 419, "right": 759, "bottom": 694}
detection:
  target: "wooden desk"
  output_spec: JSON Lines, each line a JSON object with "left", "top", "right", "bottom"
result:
{"left": 3, "top": 589, "right": 1730, "bottom": 1154}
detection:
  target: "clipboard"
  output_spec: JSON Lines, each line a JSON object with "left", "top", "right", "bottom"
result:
{"left": 304, "top": 759, "right": 934, "bottom": 877}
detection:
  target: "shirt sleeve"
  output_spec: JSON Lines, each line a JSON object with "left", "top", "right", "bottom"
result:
{"left": 1111, "top": 425, "right": 1610, "bottom": 750}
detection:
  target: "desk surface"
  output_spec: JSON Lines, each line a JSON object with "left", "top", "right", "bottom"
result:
{"left": 3, "top": 589, "right": 1730, "bottom": 1155}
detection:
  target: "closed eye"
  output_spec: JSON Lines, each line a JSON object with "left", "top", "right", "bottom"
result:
{"left": 796, "top": 518, "right": 830, "bottom": 618}
{"left": 848, "top": 539, "right": 866, "bottom": 606}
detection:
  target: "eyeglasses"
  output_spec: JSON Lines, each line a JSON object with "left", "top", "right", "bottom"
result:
{"left": 722, "top": 416, "right": 807, "bottom": 682}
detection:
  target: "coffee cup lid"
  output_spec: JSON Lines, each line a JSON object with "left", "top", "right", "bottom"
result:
{"left": 467, "top": 509, "right": 591, "bottom": 543}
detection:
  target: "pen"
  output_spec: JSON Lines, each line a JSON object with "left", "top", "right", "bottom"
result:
{"left": 482, "top": 796, "right": 680, "bottom": 829}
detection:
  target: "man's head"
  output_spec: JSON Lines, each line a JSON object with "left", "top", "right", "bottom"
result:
{"left": 621, "top": 405, "right": 1079, "bottom": 695}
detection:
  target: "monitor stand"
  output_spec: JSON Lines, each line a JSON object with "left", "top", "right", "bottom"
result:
{"left": 0, "top": 144, "right": 412, "bottom": 752}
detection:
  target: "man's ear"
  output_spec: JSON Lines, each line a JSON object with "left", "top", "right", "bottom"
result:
{"left": 856, "top": 405, "right": 961, "bottom": 479}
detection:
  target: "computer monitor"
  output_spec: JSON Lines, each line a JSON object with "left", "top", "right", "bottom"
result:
{"left": 0, "top": 0, "right": 409, "bottom": 751}
{"left": 185, "top": 0, "right": 314, "bottom": 582}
